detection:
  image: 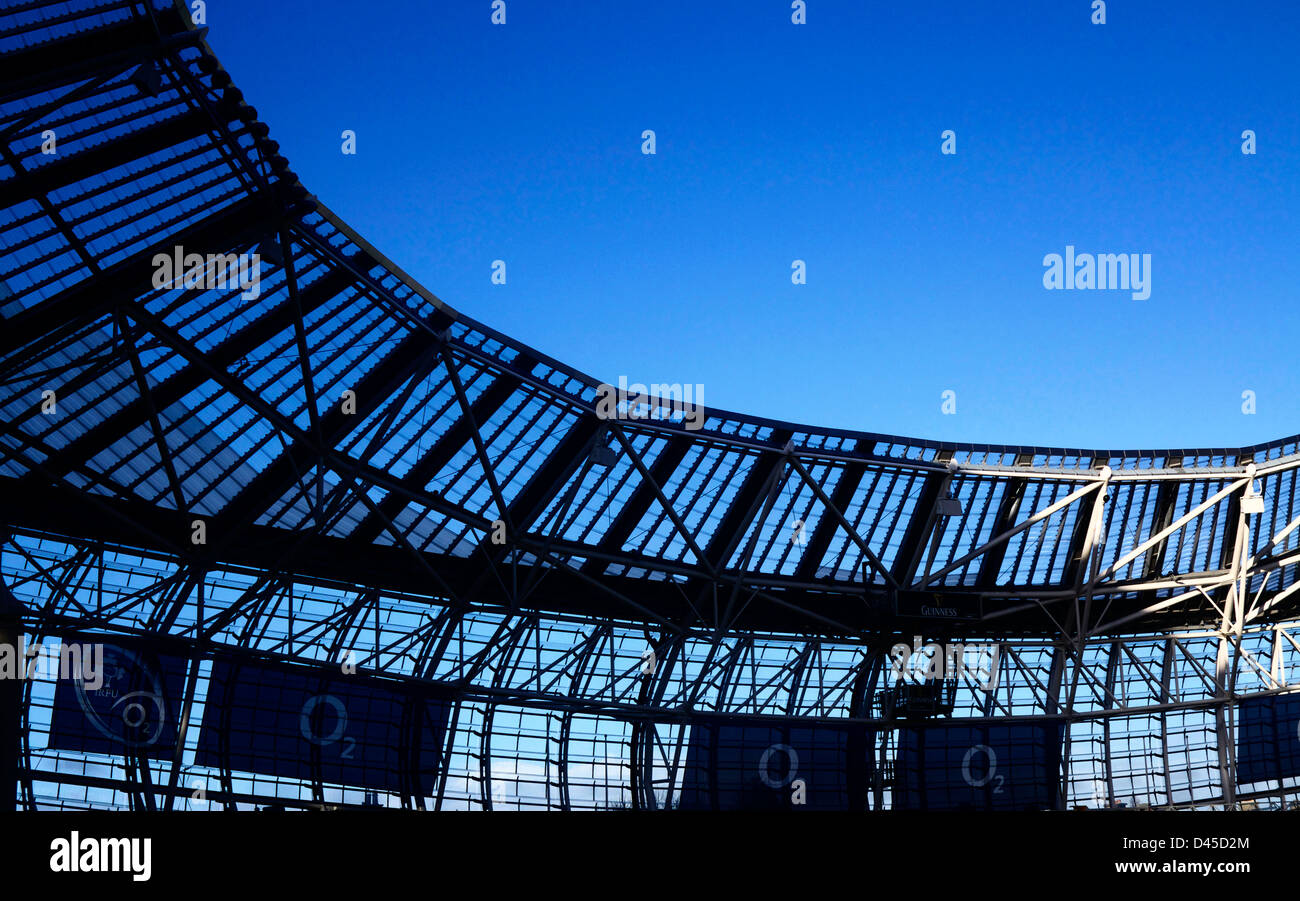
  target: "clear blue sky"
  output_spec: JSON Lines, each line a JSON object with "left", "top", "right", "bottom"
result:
{"left": 204, "top": 0, "right": 1300, "bottom": 450}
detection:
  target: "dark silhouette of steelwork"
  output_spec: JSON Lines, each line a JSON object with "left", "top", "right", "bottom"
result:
{"left": 2, "top": 0, "right": 1300, "bottom": 810}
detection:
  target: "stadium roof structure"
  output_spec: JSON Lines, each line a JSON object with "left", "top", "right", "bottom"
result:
{"left": 2, "top": 0, "right": 1300, "bottom": 812}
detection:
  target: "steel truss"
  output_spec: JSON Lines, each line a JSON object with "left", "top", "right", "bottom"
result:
{"left": 4, "top": 525, "right": 1300, "bottom": 810}
{"left": 3, "top": 0, "right": 1300, "bottom": 810}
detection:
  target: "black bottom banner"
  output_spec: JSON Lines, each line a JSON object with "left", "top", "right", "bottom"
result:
{"left": 0, "top": 810, "right": 1285, "bottom": 890}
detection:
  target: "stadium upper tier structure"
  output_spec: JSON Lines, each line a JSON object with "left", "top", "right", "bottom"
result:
{"left": 1, "top": 0, "right": 1299, "bottom": 813}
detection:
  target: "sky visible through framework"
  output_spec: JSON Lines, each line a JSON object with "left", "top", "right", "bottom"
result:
{"left": 202, "top": 0, "right": 1300, "bottom": 451}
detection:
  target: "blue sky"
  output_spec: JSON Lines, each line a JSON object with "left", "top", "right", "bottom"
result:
{"left": 204, "top": 0, "right": 1300, "bottom": 450}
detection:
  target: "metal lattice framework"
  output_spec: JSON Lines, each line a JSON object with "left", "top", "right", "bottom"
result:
{"left": 2, "top": 0, "right": 1300, "bottom": 811}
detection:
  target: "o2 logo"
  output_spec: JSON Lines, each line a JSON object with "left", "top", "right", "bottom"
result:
{"left": 758, "top": 743, "right": 807, "bottom": 805}
{"left": 757, "top": 743, "right": 799, "bottom": 788}
{"left": 299, "top": 694, "right": 356, "bottom": 759}
{"left": 961, "top": 744, "right": 1005, "bottom": 794}
{"left": 74, "top": 647, "right": 169, "bottom": 749}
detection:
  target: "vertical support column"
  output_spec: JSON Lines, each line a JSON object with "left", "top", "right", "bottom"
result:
{"left": 1159, "top": 638, "right": 1175, "bottom": 809}
{"left": 1271, "top": 625, "right": 1286, "bottom": 689}
{"left": 636, "top": 633, "right": 683, "bottom": 810}
{"left": 1214, "top": 629, "right": 1237, "bottom": 808}
{"left": 847, "top": 645, "right": 880, "bottom": 811}
{"left": 1072, "top": 465, "right": 1112, "bottom": 636}
{"left": 1215, "top": 462, "right": 1253, "bottom": 808}
{"left": 1045, "top": 643, "right": 1068, "bottom": 809}
{"left": 479, "top": 702, "right": 496, "bottom": 811}
{"left": 1102, "top": 640, "right": 1118, "bottom": 808}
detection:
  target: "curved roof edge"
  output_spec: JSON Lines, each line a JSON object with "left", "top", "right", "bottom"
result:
{"left": 314, "top": 199, "right": 1300, "bottom": 477}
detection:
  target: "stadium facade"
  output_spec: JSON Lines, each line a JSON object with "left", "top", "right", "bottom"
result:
{"left": 2, "top": 0, "right": 1299, "bottom": 811}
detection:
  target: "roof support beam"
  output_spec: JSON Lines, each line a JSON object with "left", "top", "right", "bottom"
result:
{"left": 892, "top": 469, "right": 948, "bottom": 587}
{"left": 112, "top": 306, "right": 489, "bottom": 541}
{"left": 1217, "top": 465, "right": 1244, "bottom": 578}
{"left": 212, "top": 331, "right": 444, "bottom": 535}
{"left": 0, "top": 10, "right": 196, "bottom": 101}
{"left": 509, "top": 418, "right": 602, "bottom": 536}
{"left": 13, "top": 249, "right": 362, "bottom": 483}
{"left": 1, "top": 195, "right": 264, "bottom": 368}
{"left": 0, "top": 111, "right": 209, "bottom": 211}
{"left": 580, "top": 434, "right": 691, "bottom": 574}
{"left": 609, "top": 422, "right": 717, "bottom": 580}
{"left": 1138, "top": 477, "right": 1181, "bottom": 606}
{"left": 785, "top": 451, "right": 897, "bottom": 589}
{"left": 439, "top": 343, "right": 516, "bottom": 533}
{"left": 922, "top": 479, "right": 1103, "bottom": 589}
{"left": 793, "top": 459, "right": 865, "bottom": 582}
{"left": 697, "top": 430, "right": 793, "bottom": 574}
{"left": 461, "top": 415, "right": 601, "bottom": 607}
{"left": 976, "top": 478, "right": 1027, "bottom": 588}
{"left": 1088, "top": 472, "right": 1249, "bottom": 592}
{"left": 1063, "top": 463, "right": 1109, "bottom": 590}
{"left": 114, "top": 307, "right": 186, "bottom": 512}
{"left": 348, "top": 366, "right": 524, "bottom": 545}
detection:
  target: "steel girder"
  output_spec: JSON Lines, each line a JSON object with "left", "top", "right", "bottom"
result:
{"left": 4, "top": 525, "right": 1300, "bottom": 810}
{"left": 4, "top": 0, "right": 1300, "bottom": 811}
{"left": 3, "top": 2, "right": 1300, "bottom": 636}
